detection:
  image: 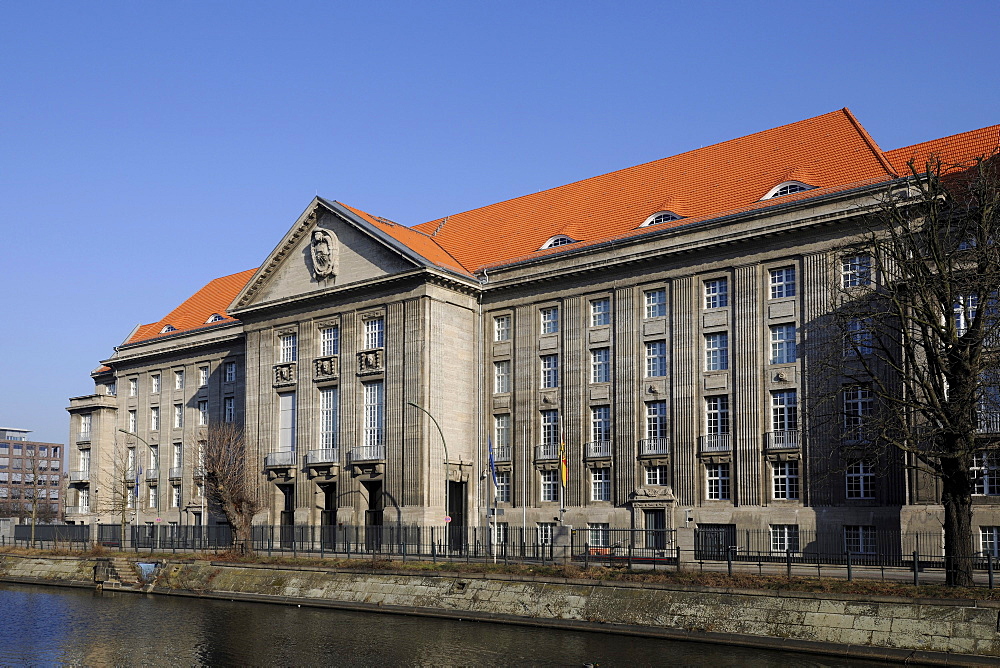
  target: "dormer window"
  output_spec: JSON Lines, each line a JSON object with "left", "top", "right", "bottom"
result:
{"left": 541, "top": 235, "right": 577, "bottom": 250}
{"left": 641, "top": 211, "right": 682, "bottom": 227}
{"left": 762, "top": 181, "right": 815, "bottom": 200}
{"left": 206, "top": 313, "right": 225, "bottom": 323}
{"left": 160, "top": 325, "right": 177, "bottom": 333}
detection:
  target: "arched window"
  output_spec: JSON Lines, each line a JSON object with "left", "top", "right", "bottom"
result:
{"left": 206, "top": 313, "right": 225, "bottom": 323}
{"left": 762, "top": 181, "right": 814, "bottom": 200}
{"left": 160, "top": 325, "right": 177, "bottom": 333}
{"left": 540, "top": 235, "right": 577, "bottom": 250}
{"left": 640, "top": 211, "right": 683, "bottom": 227}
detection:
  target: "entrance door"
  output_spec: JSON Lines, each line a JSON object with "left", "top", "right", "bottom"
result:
{"left": 279, "top": 484, "right": 294, "bottom": 549}
{"left": 448, "top": 481, "right": 466, "bottom": 553}
{"left": 695, "top": 523, "right": 737, "bottom": 560}
{"left": 644, "top": 509, "right": 667, "bottom": 550}
{"left": 319, "top": 483, "right": 337, "bottom": 548}
{"left": 363, "top": 480, "right": 383, "bottom": 551}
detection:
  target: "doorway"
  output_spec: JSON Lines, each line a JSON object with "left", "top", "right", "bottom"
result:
{"left": 448, "top": 481, "right": 466, "bottom": 552}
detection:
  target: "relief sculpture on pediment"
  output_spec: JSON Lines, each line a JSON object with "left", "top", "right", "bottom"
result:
{"left": 310, "top": 228, "right": 339, "bottom": 281}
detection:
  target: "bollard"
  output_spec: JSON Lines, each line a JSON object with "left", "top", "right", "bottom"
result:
{"left": 913, "top": 550, "right": 919, "bottom": 586}
{"left": 727, "top": 546, "right": 734, "bottom": 576}
{"left": 846, "top": 551, "right": 853, "bottom": 581}
{"left": 584, "top": 543, "right": 590, "bottom": 570}
{"left": 676, "top": 544, "right": 682, "bottom": 572}
{"left": 989, "top": 554, "right": 994, "bottom": 590}
{"left": 786, "top": 549, "right": 792, "bottom": 578}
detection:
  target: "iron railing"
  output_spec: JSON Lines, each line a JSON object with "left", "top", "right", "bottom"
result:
{"left": 69, "top": 470, "right": 90, "bottom": 483}
{"left": 350, "top": 445, "right": 385, "bottom": 462}
{"left": 699, "top": 434, "right": 730, "bottom": 453}
{"left": 305, "top": 449, "right": 339, "bottom": 465}
{"left": 535, "top": 444, "right": 558, "bottom": 460}
{"left": 169, "top": 467, "right": 183, "bottom": 480}
{"left": 145, "top": 468, "right": 159, "bottom": 481}
{"left": 492, "top": 445, "right": 511, "bottom": 462}
{"left": 638, "top": 437, "right": 670, "bottom": 456}
{"left": 264, "top": 451, "right": 296, "bottom": 467}
{"left": 766, "top": 430, "right": 799, "bottom": 449}
{"left": 585, "top": 441, "right": 612, "bottom": 458}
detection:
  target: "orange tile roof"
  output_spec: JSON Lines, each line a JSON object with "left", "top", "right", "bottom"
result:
{"left": 124, "top": 269, "right": 257, "bottom": 344}
{"left": 411, "top": 108, "right": 897, "bottom": 271}
{"left": 884, "top": 125, "right": 1000, "bottom": 176}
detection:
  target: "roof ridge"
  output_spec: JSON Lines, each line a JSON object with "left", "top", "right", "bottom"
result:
{"left": 886, "top": 123, "right": 1000, "bottom": 155}
{"left": 840, "top": 107, "right": 897, "bottom": 177}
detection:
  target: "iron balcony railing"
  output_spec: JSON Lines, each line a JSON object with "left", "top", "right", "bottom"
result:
{"left": 977, "top": 412, "right": 1000, "bottom": 434}
{"left": 766, "top": 430, "right": 800, "bottom": 449}
{"left": 169, "top": 466, "right": 183, "bottom": 480}
{"left": 145, "top": 468, "right": 160, "bottom": 481}
{"left": 305, "top": 448, "right": 339, "bottom": 465}
{"left": 699, "top": 433, "right": 731, "bottom": 453}
{"left": 638, "top": 437, "right": 671, "bottom": 456}
{"left": 76, "top": 431, "right": 91, "bottom": 442}
{"left": 492, "top": 445, "right": 511, "bottom": 462}
{"left": 350, "top": 444, "right": 385, "bottom": 462}
{"left": 192, "top": 466, "right": 205, "bottom": 478}
{"left": 585, "top": 440, "right": 612, "bottom": 458}
{"left": 264, "top": 451, "right": 296, "bottom": 467}
{"left": 535, "top": 444, "right": 559, "bottom": 460}
{"left": 69, "top": 470, "right": 90, "bottom": 483}
{"left": 65, "top": 505, "right": 90, "bottom": 514}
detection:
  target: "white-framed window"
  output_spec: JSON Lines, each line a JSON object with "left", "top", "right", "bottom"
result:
{"left": 224, "top": 397, "right": 235, "bottom": 423}
{"left": 770, "top": 524, "right": 800, "bottom": 552}
{"left": 79, "top": 448, "right": 91, "bottom": 473}
{"left": 197, "top": 400, "right": 209, "bottom": 426}
{"left": 278, "top": 392, "right": 296, "bottom": 452}
{"left": 844, "top": 525, "right": 876, "bottom": 554}
{"left": 540, "top": 470, "right": 559, "bottom": 502}
{"left": 843, "top": 385, "right": 872, "bottom": 441}
{"left": 171, "top": 484, "right": 181, "bottom": 508}
{"left": 494, "top": 414, "right": 510, "bottom": 451}
{"left": 173, "top": 404, "right": 183, "bottom": 429}
{"left": 980, "top": 526, "right": 1000, "bottom": 557}
{"left": 80, "top": 413, "right": 92, "bottom": 438}
{"left": 494, "top": 360, "right": 511, "bottom": 394}
{"left": 844, "top": 318, "right": 874, "bottom": 356}
{"left": 149, "top": 444, "right": 159, "bottom": 469}
{"left": 540, "top": 306, "right": 559, "bottom": 334}
{"left": 174, "top": 370, "right": 184, "bottom": 390}
{"left": 224, "top": 362, "right": 237, "bottom": 383}
{"left": 590, "top": 298, "right": 611, "bottom": 327}
{"left": 537, "top": 522, "right": 555, "bottom": 544}
{"left": 128, "top": 410, "right": 137, "bottom": 433}
{"left": 106, "top": 381, "right": 117, "bottom": 396}
{"left": 540, "top": 354, "right": 559, "bottom": 389}
{"left": 320, "top": 386, "right": 339, "bottom": 450}
{"left": 495, "top": 471, "right": 511, "bottom": 503}
{"left": 494, "top": 315, "right": 511, "bottom": 342}
{"left": 363, "top": 381, "right": 384, "bottom": 448}
{"left": 706, "top": 462, "right": 730, "bottom": 500}
{"left": 148, "top": 486, "right": 158, "bottom": 509}
{"left": 364, "top": 317, "right": 385, "bottom": 349}
{"left": 151, "top": 374, "right": 161, "bottom": 394}
{"left": 705, "top": 332, "right": 729, "bottom": 371}
{"left": 644, "top": 289, "right": 666, "bottom": 318}
{"left": 591, "top": 347, "right": 611, "bottom": 383}
{"left": 590, "top": 468, "right": 611, "bottom": 501}
{"left": 642, "top": 211, "right": 681, "bottom": 226}
{"left": 765, "top": 181, "right": 813, "bottom": 199}
{"left": 198, "top": 366, "right": 209, "bottom": 387}
{"left": 588, "top": 523, "right": 610, "bottom": 547}
{"left": 706, "top": 395, "right": 729, "bottom": 435}
{"left": 770, "top": 267, "right": 796, "bottom": 299}
{"left": 279, "top": 334, "right": 298, "bottom": 362}
{"left": 771, "top": 390, "right": 798, "bottom": 431}
{"left": 646, "top": 401, "right": 668, "bottom": 439}
{"left": 645, "top": 340, "right": 667, "bottom": 377}
{"left": 954, "top": 294, "right": 978, "bottom": 337}
{"left": 845, "top": 461, "right": 874, "bottom": 499}
{"left": 150, "top": 406, "right": 160, "bottom": 431}
{"left": 704, "top": 278, "right": 728, "bottom": 309}
{"left": 591, "top": 405, "right": 612, "bottom": 442}
{"left": 320, "top": 326, "right": 340, "bottom": 356}
{"left": 841, "top": 254, "right": 873, "bottom": 288}
{"left": 195, "top": 482, "right": 204, "bottom": 499}
{"left": 126, "top": 447, "right": 136, "bottom": 473}
{"left": 541, "top": 235, "right": 575, "bottom": 249}
{"left": 770, "top": 324, "right": 796, "bottom": 364}
{"left": 973, "top": 452, "right": 1000, "bottom": 495}
{"left": 772, "top": 461, "right": 800, "bottom": 500}
{"left": 645, "top": 465, "right": 669, "bottom": 486}
{"left": 540, "top": 409, "right": 560, "bottom": 447}
{"left": 129, "top": 378, "right": 138, "bottom": 397}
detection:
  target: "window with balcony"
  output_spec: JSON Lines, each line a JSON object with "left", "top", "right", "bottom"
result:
{"left": 704, "top": 278, "right": 728, "bottom": 309}
{"left": 364, "top": 318, "right": 384, "bottom": 349}
{"left": 320, "top": 326, "right": 340, "bottom": 356}
{"left": 278, "top": 392, "right": 296, "bottom": 452}
{"left": 706, "top": 463, "right": 730, "bottom": 500}
{"left": 79, "top": 413, "right": 92, "bottom": 440}
{"left": 841, "top": 254, "right": 873, "bottom": 288}
{"left": 590, "top": 298, "right": 611, "bottom": 327}
{"left": 540, "top": 307, "right": 559, "bottom": 334}
{"left": 706, "top": 395, "right": 730, "bottom": 439}
{"left": 279, "top": 334, "right": 298, "bottom": 362}
{"left": 591, "top": 348, "right": 610, "bottom": 383}
{"left": 973, "top": 452, "right": 1000, "bottom": 495}
{"left": 772, "top": 461, "right": 800, "bottom": 500}
{"left": 644, "top": 289, "right": 666, "bottom": 318}
{"left": 494, "top": 414, "right": 510, "bottom": 458}
{"left": 645, "top": 465, "right": 669, "bottom": 486}
{"left": 540, "top": 470, "right": 559, "bottom": 502}
{"left": 591, "top": 405, "right": 612, "bottom": 443}
{"left": 645, "top": 340, "right": 667, "bottom": 377}
{"left": 320, "top": 386, "right": 339, "bottom": 450}
{"left": 770, "top": 324, "right": 796, "bottom": 364}
{"left": 540, "top": 354, "right": 559, "bottom": 389}
{"left": 770, "top": 266, "right": 796, "bottom": 299}
{"left": 591, "top": 468, "right": 611, "bottom": 501}
{"left": 495, "top": 471, "right": 511, "bottom": 503}
{"left": 646, "top": 401, "right": 668, "bottom": 440}
{"left": 844, "top": 317, "right": 874, "bottom": 356}
{"left": 149, "top": 485, "right": 158, "bottom": 509}
{"left": 493, "top": 360, "right": 511, "bottom": 394}
{"left": 540, "top": 410, "right": 559, "bottom": 458}
{"left": 494, "top": 315, "right": 511, "bottom": 342}
{"left": 771, "top": 390, "right": 798, "bottom": 434}
{"left": 705, "top": 332, "right": 729, "bottom": 371}
{"left": 845, "top": 461, "right": 874, "bottom": 499}
{"left": 363, "top": 381, "right": 384, "bottom": 448}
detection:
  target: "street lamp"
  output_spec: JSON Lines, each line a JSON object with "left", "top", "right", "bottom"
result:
{"left": 406, "top": 402, "right": 450, "bottom": 525}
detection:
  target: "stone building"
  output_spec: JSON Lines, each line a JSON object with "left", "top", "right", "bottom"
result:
{"left": 67, "top": 109, "right": 1000, "bottom": 555}
{"left": 0, "top": 428, "right": 63, "bottom": 522}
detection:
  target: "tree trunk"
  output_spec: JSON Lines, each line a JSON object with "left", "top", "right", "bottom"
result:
{"left": 226, "top": 501, "right": 255, "bottom": 558}
{"left": 941, "top": 456, "right": 975, "bottom": 586}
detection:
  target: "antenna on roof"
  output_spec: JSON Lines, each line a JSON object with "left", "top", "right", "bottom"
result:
{"left": 432, "top": 216, "right": 449, "bottom": 237}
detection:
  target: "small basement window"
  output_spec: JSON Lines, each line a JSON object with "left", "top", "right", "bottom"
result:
{"left": 541, "top": 235, "right": 577, "bottom": 250}
{"left": 762, "top": 181, "right": 815, "bottom": 200}
{"left": 640, "top": 211, "right": 682, "bottom": 227}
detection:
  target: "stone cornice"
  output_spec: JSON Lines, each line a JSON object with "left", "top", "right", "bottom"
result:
{"left": 106, "top": 324, "right": 244, "bottom": 367}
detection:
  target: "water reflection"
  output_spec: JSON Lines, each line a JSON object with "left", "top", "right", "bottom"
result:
{"left": 0, "top": 582, "right": 882, "bottom": 667}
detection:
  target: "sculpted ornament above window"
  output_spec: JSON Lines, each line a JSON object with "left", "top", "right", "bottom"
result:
{"left": 314, "top": 356, "right": 339, "bottom": 381}
{"left": 310, "top": 228, "right": 339, "bottom": 281}
{"left": 273, "top": 363, "right": 296, "bottom": 387}
{"left": 357, "top": 349, "right": 384, "bottom": 375}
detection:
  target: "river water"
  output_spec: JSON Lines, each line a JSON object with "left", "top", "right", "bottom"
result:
{"left": 0, "top": 582, "right": 882, "bottom": 667}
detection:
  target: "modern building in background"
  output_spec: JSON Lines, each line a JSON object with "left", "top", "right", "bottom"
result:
{"left": 67, "top": 109, "right": 1000, "bottom": 555}
{"left": 0, "top": 428, "right": 63, "bottom": 523}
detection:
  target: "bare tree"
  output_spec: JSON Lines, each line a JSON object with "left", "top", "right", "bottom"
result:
{"left": 201, "top": 422, "right": 261, "bottom": 556}
{"left": 103, "top": 436, "right": 139, "bottom": 545}
{"left": 816, "top": 151, "right": 1000, "bottom": 586}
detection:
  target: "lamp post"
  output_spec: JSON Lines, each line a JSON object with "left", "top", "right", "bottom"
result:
{"left": 406, "top": 402, "right": 450, "bottom": 530}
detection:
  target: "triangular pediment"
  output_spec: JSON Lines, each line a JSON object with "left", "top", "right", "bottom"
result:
{"left": 230, "top": 198, "right": 428, "bottom": 311}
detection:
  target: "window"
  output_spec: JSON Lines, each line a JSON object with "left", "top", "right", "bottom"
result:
{"left": 151, "top": 374, "right": 161, "bottom": 394}
{"left": 364, "top": 318, "right": 384, "bottom": 349}
{"left": 591, "top": 468, "right": 611, "bottom": 501}
{"left": 588, "top": 523, "right": 611, "bottom": 547}
{"left": 770, "top": 525, "right": 800, "bottom": 553}
{"left": 129, "top": 378, "right": 138, "bottom": 397}
{"left": 198, "top": 366, "right": 209, "bottom": 387}
{"left": 223, "top": 397, "right": 235, "bottom": 423}
{"left": 127, "top": 447, "right": 135, "bottom": 473}
{"left": 541, "top": 410, "right": 560, "bottom": 447}
{"left": 954, "top": 294, "right": 978, "bottom": 337}
{"left": 540, "top": 354, "right": 559, "bottom": 389}
{"left": 980, "top": 526, "right": 1000, "bottom": 557}
{"left": 493, "top": 522, "right": 508, "bottom": 544}
{"left": 973, "top": 452, "right": 1000, "bottom": 495}
{"left": 278, "top": 392, "right": 296, "bottom": 452}
{"left": 174, "top": 370, "right": 184, "bottom": 390}
{"left": 642, "top": 211, "right": 681, "bottom": 227}
{"left": 844, "top": 525, "right": 876, "bottom": 554}
{"left": 705, "top": 333, "right": 729, "bottom": 371}
{"left": 844, "top": 318, "right": 874, "bottom": 356}
{"left": 540, "top": 470, "right": 559, "bottom": 502}
{"left": 591, "top": 348, "right": 611, "bottom": 383}
{"left": 494, "top": 360, "right": 511, "bottom": 394}
{"left": 149, "top": 486, "right": 158, "bottom": 509}
{"left": 645, "top": 340, "right": 667, "bottom": 377}
{"left": 320, "top": 386, "right": 339, "bottom": 450}
{"left": 279, "top": 334, "right": 298, "bottom": 362}
{"left": 224, "top": 362, "right": 237, "bottom": 383}
{"left": 195, "top": 482, "right": 204, "bottom": 499}
{"left": 171, "top": 485, "right": 181, "bottom": 508}
{"left": 80, "top": 414, "right": 92, "bottom": 438}
{"left": 772, "top": 461, "right": 800, "bottom": 500}
{"left": 173, "top": 404, "right": 183, "bottom": 429}
{"left": 494, "top": 414, "right": 510, "bottom": 452}
{"left": 363, "top": 381, "right": 384, "bottom": 448}
{"left": 106, "top": 381, "right": 117, "bottom": 396}
{"left": 495, "top": 471, "right": 511, "bottom": 503}
{"left": 771, "top": 390, "right": 798, "bottom": 432}
{"left": 646, "top": 401, "right": 668, "bottom": 439}
{"left": 841, "top": 255, "right": 873, "bottom": 288}
{"left": 704, "top": 278, "right": 728, "bottom": 309}
{"left": 591, "top": 405, "right": 612, "bottom": 442}
{"left": 206, "top": 313, "right": 225, "bottom": 323}
{"left": 128, "top": 410, "right": 137, "bottom": 433}
{"left": 843, "top": 385, "right": 872, "bottom": 441}
{"left": 540, "top": 307, "right": 559, "bottom": 334}
{"left": 79, "top": 448, "right": 91, "bottom": 473}
{"left": 846, "top": 461, "right": 874, "bottom": 499}
{"left": 706, "top": 463, "right": 730, "bottom": 500}
{"left": 537, "top": 522, "right": 555, "bottom": 544}
{"left": 590, "top": 298, "right": 611, "bottom": 327}
{"left": 765, "top": 182, "right": 813, "bottom": 199}
{"left": 646, "top": 465, "right": 669, "bottom": 486}
{"left": 494, "top": 315, "right": 511, "bottom": 342}
{"left": 770, "top": 267, "right": 796, "bottom": 299}
{"left": 320, "top": 326, "right": 340, "bottom": 356}
{"left": 150, "top": 407, "right": 160, "bottom": 431}
{"left": 541, "top": 235, "right": 576, "bottom": 249}
{"left": 706, "top": 396, "right": 729, "bottom": 435}
{"left": 770, "top": 324, "right": 796, "bottom": 364}
{"left": 644, "top": 289, "right": 666, "bottom": 318}
{"left": 197, "top": 400, "right": 208, "bottom": 426}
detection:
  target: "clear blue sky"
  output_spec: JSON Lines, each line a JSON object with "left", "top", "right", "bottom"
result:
{"left": 2, "top": 1, "right": 998, "bottom": 444}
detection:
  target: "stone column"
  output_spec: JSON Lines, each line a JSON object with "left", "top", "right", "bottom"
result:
{"left": 733, "top": 264, "right": 762, "bottom": 506}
